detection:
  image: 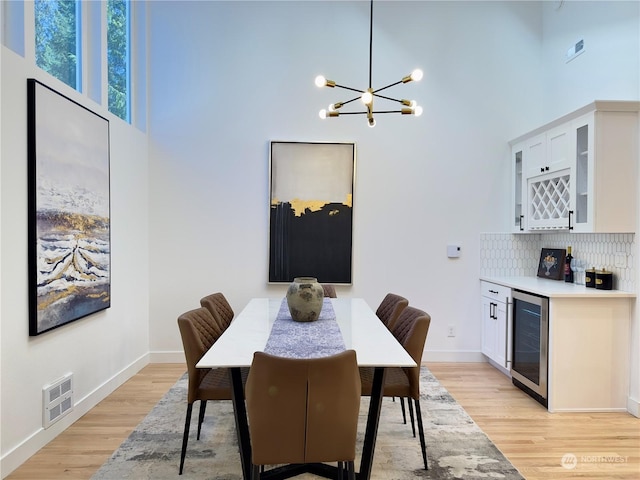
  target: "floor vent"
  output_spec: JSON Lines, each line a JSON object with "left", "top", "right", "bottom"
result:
{"left": 43, "top": 373, "right": 73, "bottom": 429}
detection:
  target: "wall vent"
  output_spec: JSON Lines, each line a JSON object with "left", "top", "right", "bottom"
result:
{"left": 43, "top": 373, "right": 73, "bottom": 428}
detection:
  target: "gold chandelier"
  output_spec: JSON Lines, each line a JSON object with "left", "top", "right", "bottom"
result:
{"left": 315, "top": 0, "right": 423, "bottom": 128}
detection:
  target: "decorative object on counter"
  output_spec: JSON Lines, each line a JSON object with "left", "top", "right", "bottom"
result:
{"left": 285, "top": 277, "right": 324, "bottom": 322}
{"left": 564, "top": 246, "right": 574, "bottom": 283}
{"left": 537, "top": 248, "right": 566, "bottom": 281}
{"left": 570, "top": 257, "right": 587, "bottom": 285}
{"left": 595, "top": 269, "right": 613, "bottom": 290}
{"left": 585, "top": 268, "right": 596, "bottom": 288}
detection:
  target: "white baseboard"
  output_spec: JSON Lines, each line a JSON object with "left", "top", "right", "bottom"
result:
{"left": 0, "top": 354, "right": 149, "bottom": 479}
{"left": 149, "top": 350, "right": 186, "bottom": 363}
{"left": 627, "top": 396, "right": 640, "bottom": 418}
{"left": 423, "top": 350, "right": 486, "bottom": 363}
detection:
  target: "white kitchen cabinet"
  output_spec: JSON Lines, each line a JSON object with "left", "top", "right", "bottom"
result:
{"left": 511, "top": 142, "right": 525, "bottom": 232}
{"left": 570, "top": 109, "right": 638, "bottom": 232}
{"left": 480, "top": 281, "right": 511, "bottom": 374}
{"left": 481, "top": 276, "right": 634, "bottom": 412}
{"left": 509, "top": 101, "right": 639, "bottom": 233}
{"left": 525, "top": 124, "right": 571, "bottom": 179}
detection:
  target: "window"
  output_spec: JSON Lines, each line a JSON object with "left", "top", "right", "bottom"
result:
{"left": 34, "top": 0, "right": 81, "bottom": 90}
{"left": 107, "top": 0, "right": 130, "bottom": 122}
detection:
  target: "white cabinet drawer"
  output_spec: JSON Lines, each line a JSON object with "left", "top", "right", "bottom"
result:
{"left": 481, "top": 281, "right": 511, "bottom": 302}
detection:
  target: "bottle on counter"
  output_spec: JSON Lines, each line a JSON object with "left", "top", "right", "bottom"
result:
{"left": 564, "top": 246, "right": 574, "bottom": 283}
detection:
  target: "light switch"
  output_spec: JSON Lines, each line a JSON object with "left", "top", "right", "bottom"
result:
{"left": 447, "top": 245, "right": 461, "bottom": 258}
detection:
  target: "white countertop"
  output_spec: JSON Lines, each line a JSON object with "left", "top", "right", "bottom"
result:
{"left": 480, "top": 276, "right": 636, "bottom": 298}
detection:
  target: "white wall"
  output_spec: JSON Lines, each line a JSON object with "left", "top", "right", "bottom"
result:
{"left": 146, "top": 0, "right": 545, "bottom": 362}
{"left": 0, "top": 47, "right": 150, "bottom": 477}
{"left": 541, "top": 0, "right": 640, "bottom": 120}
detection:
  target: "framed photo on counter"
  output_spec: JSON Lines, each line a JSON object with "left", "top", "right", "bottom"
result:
{"left": 537, "top": 248, "right": 566, "bottom": 281}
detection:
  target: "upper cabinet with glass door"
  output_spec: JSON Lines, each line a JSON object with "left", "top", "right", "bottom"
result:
{"left": 509, "top": 101, "right": 639, "bottom": 233}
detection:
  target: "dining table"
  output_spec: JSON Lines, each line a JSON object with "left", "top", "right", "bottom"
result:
{"left": 196, "top": 297, "right": 416, "bottom": 480}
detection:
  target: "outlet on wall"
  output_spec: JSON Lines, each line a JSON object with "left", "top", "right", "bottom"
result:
{"left": 615, "top": 252, "right": 627, "bottom": 268}
{"left": 447, "top": 325, "right": 456, "bottom": 337}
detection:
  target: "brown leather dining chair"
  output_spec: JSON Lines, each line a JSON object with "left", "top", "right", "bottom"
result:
{"left": 200, "top": 292, "right": 234, "bottom": 331}
{"left": 375, "top": 293, "right": 408, "bottom": 331}
{"left": 177, "top": 306, "right": 246, "bottom": 475}
{"left": 245, "top": 350, "right": 361, "bottom": 480}
{"left": 360, "top": 306, "right": 431, "bottom": 470}
{"left": 321, "top": 284, "right": 337, "bottom": 298}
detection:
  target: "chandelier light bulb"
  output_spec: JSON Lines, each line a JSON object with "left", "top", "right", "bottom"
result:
{"left": 319, "top": 109, "right": 328, "bottom": 119}
{"left": 361, "top": 91, "right": 373, "bottom": 105}
{"left": 414, "top": 105, "right": 423, "bottom": 117}
{"left": 315, "top": 75, "right": 327, "bottom": 88}
{"left": 328, "top": 104, "right": 335, "bottom": 112}
{"left": 411, "top": 69, "right": 424, "bottom": 82}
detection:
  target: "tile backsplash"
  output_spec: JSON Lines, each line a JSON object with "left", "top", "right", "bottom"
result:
{"left": 480, "top": 232, "right": 635, "bottom": 292}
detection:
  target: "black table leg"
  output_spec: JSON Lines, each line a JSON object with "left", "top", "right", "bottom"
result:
{"left": 229, "top": 367, "right": 251, "bottom": 480}
{"left": 358, "top": 366, "right": 386, "bottom": 480}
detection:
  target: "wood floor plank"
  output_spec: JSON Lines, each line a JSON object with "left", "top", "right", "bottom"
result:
{"left": 5, "top": 362, "right": 639, "bottom": 479}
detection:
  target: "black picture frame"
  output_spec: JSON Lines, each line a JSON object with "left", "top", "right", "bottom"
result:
{"left": 27, "top": 79, "right": 111, "bottom": 336}
{"left": 268, "top": 141, "right": 355, "bottom": 284}
{"left": 537, "top": 248, "right": 566, "bottom": 281}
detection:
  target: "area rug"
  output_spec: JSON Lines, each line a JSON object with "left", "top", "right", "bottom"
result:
{"left": 92, "top": 368, "right": 523, "bottom": 480}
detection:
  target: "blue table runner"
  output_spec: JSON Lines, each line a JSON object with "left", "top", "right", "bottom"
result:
{"left": 264, "top": 298, "right": 346, "bottom": 358}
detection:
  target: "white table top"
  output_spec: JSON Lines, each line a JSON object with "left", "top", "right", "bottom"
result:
{"left": 197, "top": 297, "right": 416, "bottom": 369}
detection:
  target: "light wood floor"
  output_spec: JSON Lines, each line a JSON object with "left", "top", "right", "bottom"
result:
{"left": 6, "top": 362, "right": 639, "bottom": 479}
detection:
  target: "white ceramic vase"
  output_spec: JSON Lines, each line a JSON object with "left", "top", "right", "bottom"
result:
{"left": 286, "top": 277, "right": 324, "bottom": 322}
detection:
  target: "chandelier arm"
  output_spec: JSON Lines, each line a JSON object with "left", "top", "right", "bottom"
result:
{"left": 372, "top": 80, "right": 403, "bottom": 94}
{"left": 336, "top": 111, "right": 369, "bottom": 115}
{"left": 372, "top": 93, "right": 404, "bottom": 103}
{"left": 340, "top": 96, "right": 362, "bottom": 106}
{"left": 334, "top": 84, "right": 366, "bottom": 94}
{"left": 371, "top": 110, "right": 407, "bottom": 114}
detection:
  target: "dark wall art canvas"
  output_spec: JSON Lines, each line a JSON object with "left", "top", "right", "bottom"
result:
{"left": 536, "top": 248, "right": 566, "bottom": 281}
{"left": 269, "top": 141, "right": 355, "bottom": 284}
{"left": 27, "top": 79, "right": 111, "bottom": 336}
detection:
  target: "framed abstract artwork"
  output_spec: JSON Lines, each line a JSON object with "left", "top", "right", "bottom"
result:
{"left": 536, "top": 248, "right": 566, "bottom": 281}
{"left": 27, "top": 79, "right": 111, "bottom": 336}
{"left": 269, "top": 141, "right": 355, "bottom": 284}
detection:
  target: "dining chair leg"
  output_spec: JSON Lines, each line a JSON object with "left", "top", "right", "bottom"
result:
{"left": 179, "top": 403, "right": 194, "bottom": 475}
{"left": 400, "top": 397, "right": 407, "bottom": 424}
{"left": 347, "top": 460, "right": 355, "bottom": 480}
{"left": 407, "top": 397, "right": 416, "bottom": 437}
{"left": 414, "top": 398, "right": 428, "bottom": 470}
{"left": 337, "top": 461, "right": 344, "bottom": 479}
{"left": 197, "top": 400, "right": 207, "bottom": 440}
{"left": 251, "top": 463, "right": 261, "bottom": 480}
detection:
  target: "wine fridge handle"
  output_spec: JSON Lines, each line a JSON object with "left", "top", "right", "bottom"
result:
{"left": 506, "top": 298, "right": 512, "bottom": 365}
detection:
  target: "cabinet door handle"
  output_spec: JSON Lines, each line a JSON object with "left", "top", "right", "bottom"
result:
{"left": 519, "top": 215, "right": 524, "bottom": 231}
{"left": 545, "top": 166, "right": 549, "bottom": 171}
{"left": 489, "top": 289, "right": 499, "bottom": 294}
{"left": 540, "top": 167, "right": 544, "bottom": 173}
{"left": 568, "top": 210, "right": 574, "bottom": 230}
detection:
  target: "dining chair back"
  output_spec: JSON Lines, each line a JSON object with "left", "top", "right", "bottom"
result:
{"left": 200, "top": 292, "right": 234, "bottom": 331}
{"left": 177, "top": 307, "right": 239, "bottom": 475}
{"left": 245, "top": 350, "right": 361, "bottom": 479}
{"left": 321, "top": 284, "right": 337, "bottom": 298}
{"left": 375, "top": 293, "right": 409, "bottom": 331}
{"left": 360, "top": 305, "right": 431, "bottom": 470}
